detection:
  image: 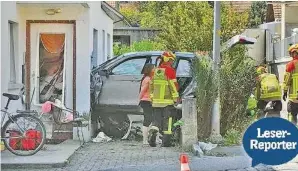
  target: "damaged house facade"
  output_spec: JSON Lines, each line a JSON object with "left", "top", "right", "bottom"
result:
{"left": 1, "top": 1, "right": 113, "bottom": 141}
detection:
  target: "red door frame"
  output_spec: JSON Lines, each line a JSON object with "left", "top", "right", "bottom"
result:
{"left": 25, "top": 20, "right": 77, "bottom": 111}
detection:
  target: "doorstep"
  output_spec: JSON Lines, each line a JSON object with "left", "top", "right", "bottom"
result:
{"left": 1, "top": 139, "right": 82, "bottom": 169}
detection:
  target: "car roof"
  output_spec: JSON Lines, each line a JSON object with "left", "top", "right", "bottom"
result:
{"left": 122, "top": 51, "right": 196, "bottom": 58}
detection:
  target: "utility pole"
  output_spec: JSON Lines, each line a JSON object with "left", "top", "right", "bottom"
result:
{"left": 210, "top": 1, "right": 223, "bottom": 143}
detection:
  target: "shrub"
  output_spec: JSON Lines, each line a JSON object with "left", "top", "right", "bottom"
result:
{"left": 193, "top": 54, "right": 218, "bottom": 139}
{"left": 223, "top": 128, "right": 242, "bottom": 146}
{"left": 113, "top": 40, "right": 165, "bottom": 56}
{"left": 220, "top": 45, "right": 256, "bottom": 136}
{"left": 193, "top": 45, "right": 256, "bottom": 142}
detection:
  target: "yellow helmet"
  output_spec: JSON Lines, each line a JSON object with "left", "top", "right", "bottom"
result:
{"left": 256, "top": 66, "right": 267, "bottom": 75}
{"left": 161, "top": 51, "right": 176, "bottom": 62}
{"left": 288, "top": 44, "right": 298, "bottom": 54}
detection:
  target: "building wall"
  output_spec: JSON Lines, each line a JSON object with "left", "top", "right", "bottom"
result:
{"left": 285, "top": 6, "right": 298, "bottom": 37}
{"left": 1, "top": 2, "right": 113, "bottom": 114}
{"left": 1, "top": 1, "right": 23, "bottom": 112}
{"left": 114, "top": 28, "right": 160, "bottom": 45}
{"left": 17, "top": 3, "right": 91, "bottom": 113}
{"left": 285, "top": 6, "right": 298, "bottom": 24}
{"left": 89, "top": 2, "right": 113, "bottom": 64}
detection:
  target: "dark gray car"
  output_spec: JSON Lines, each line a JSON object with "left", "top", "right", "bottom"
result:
{"left": 90, "top": 35, "right": 257, "bottom": 138}
{"left": 90, "top": 51, "right": 196, "bottom": 138}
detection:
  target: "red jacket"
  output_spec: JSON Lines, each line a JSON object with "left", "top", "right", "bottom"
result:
{"left": 158, "top": 63, "right": 179, "bottom": 91}
{"left": 286, "top": 58, "right": 298, "bottom": 73}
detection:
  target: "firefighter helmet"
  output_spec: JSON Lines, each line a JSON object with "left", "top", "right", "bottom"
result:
{"left": 161, "top": 51, "right": 176, "bottom": 62}
{"left": 256, "top": 66, "right": 267, "bottom": 75}
{"left": 288, "top": 44, "right": 298, "bottom": 54}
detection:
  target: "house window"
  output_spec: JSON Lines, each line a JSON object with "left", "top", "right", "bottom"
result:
{"left": 102, "top": 30, "right": 106, "bottom": 61}
{"left": 92, "top": 29, "right": 98, "bottom": 69}
{"left": 107, "top": 33, "right": 111, "bottom": 59}
{"left": 9, "top": 21, "right": 18, "bottom": 83}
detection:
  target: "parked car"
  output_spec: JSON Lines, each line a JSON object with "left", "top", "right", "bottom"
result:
{"left": 90, "top": 35, "right": 257, "bottom": 138}
{"left": 90, "top": 51, "right": 196, "bottom": 138}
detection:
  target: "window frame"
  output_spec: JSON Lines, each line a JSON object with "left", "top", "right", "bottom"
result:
{"left": 109, "top": 56, "right": 149, "bottom": 76}
{"left": 175, "top": 58, "right": 192, "bottom": 77}
{"left": 9, "top": 21, "right": 18, "bottom": 84}
{"left": 102, "top": 30, "right": 106, "bottom": 60}
{"left": 107, "top": 33, "right": 111, "bottom": 59}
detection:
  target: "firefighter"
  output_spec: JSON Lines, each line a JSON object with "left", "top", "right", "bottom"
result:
{"left": 148, "top": 51, "right": 179, "bottom": 147}
{"left": 283, "top": 44, "right": 298, "bottom": 125}
{"left": 255, "top": 66, "right": 282, "bottom": 118}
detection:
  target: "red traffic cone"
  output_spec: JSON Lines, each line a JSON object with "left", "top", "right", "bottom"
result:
{"left": 180, "top": 154, "right": 190, "bottom": 171}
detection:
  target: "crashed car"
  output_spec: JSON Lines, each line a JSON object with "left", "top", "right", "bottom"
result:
{"left": 90, "top": 35, "right": 257, "bottom": 138}
{"left": 90, "top": 51, "right": 196, "bottom": 138}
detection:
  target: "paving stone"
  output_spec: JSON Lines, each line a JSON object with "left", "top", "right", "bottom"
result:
{"left": 0, "top": 140, "right": 276, "bottom": 171}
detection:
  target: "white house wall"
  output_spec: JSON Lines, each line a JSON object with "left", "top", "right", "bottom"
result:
{"left": 1, "top": 1, "right": 23, "bottom": 112}
{"left": 285, "top": 6, "right": 298, "bottom": 24}
{"left": 89, "top": 1, "right": 113, "bottom": 64}
{"left": 17, "top": 3, "right": 92, "bottom": 114}
{"left": 1, "top": 2, "right": 113, "bottom": 114}
{"left": 77, "top": 1, "right": 114, "bottom": 113}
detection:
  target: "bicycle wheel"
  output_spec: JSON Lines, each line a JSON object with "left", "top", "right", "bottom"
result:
{"left": 1, "top": 113, "right": 46, "bottom": 156}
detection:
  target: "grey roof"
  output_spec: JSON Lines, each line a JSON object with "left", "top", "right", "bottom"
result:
{"left": 101, "top": 1, "right": 132, "bottom": 27}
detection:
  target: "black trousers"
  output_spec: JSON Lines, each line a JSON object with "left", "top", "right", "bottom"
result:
{"left": 287, "top": 101, "right": 298, "bottom": 124}
{"left": 152, "top": 106, "right": 176, "bottom": 134}
{"left": 140, "top": 101, "right": 153, "bottom": 127}
{"left": 257, "top": 100, "right": 282, "bottom": 118}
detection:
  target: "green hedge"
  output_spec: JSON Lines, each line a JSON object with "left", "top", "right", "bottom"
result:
{"left": 193, "top": 45, "right": 256, "bottom": 141}
{"left": 220, "top": 45, "right": 256, "bottom": 143}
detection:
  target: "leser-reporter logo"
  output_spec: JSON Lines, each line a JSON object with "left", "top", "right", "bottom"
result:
{"left": 243, "top": 118, "right": 298, "bottom": 167}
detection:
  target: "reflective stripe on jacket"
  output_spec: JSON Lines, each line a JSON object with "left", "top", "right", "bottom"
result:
{"left": 256, "top": 73, "right": 281, "bottom": 101}
{"left": 283, "top": 58, "right": 298, "bottom": 102}
{"left": 150, "top": 65, "right": 179, "bottom": 108}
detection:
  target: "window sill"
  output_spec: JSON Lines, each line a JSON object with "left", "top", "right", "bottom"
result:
{"left": 8, "top": 83, "right": 24, "bottom": 90}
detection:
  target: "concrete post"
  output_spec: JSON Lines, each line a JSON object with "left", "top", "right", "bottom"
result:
{"left": 210, "top": 1, "right": 223, "bottom": 143}
{"left": 281, "top": 3, "right": 286, "bottom": 59}
{"left": 180, "top": 98, "right": 198, "bottom": 150}
{"left": 281, "top": 3, "right": 286, "bottom": 40}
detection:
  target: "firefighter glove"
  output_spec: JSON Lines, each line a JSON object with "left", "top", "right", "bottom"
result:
{"left": 283, "top": 91, "right": 288, "bottom": 101}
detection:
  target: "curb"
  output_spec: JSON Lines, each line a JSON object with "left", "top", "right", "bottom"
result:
{"left": 1, "top": 140, "right": 84, "bottom": 169}
{"left": 1, "top": 162, "right": 68, "bottom": 169}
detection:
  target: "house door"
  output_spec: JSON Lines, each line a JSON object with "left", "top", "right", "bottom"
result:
{"left": 30, "top": 24, "right": 73, "bottom": 109}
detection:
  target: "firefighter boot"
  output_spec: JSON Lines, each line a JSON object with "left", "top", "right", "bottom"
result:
{"left": 148, "top": 126, "right": 159, "bottom": 147}
{"left": 156, "top": 132, "right": 162, "bottom": 144}
{"left": 143, "top": 126, "right": 149, "bottom": 145}
{"left": 162, "top": 116, "right": 173, "bottom": 147}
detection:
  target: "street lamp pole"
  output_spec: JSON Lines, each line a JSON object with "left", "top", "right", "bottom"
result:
{"left": 210, "top": 1, "right": 223, "bottom": 143}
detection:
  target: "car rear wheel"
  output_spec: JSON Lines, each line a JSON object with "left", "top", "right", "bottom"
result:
{"left": 99, "top": 113, "right": 130, "bottom": 139}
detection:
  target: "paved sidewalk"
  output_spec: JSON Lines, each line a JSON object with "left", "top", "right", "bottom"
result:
{"left": 1, "top": 140, "right": 81, "bottom": 169}
{"left": 1, "top": 140, "right": 275, "bottom": 171}
{"left": 272, "top": 156, "right": 298, "bottom": 171}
